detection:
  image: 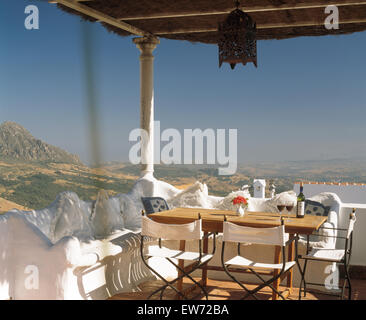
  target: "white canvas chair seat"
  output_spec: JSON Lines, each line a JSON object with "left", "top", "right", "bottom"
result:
{"left": 147, "top": 245, "right": 213, "bottom": 264}
{"left": 141, "top": 216, "right": 203, "bottom": 241}
{"left": 225, "top": 255, "right": 296, "bottom": 272}
{"left": 303, "top": 249, "right": 345, "bottom": 262}
{"left": 140, "top": 215, "right": 215, "bottom": 300}
{"left": 298, "top": 211, "right": 356, "bottom": 300}
{"left": 221, "top": 219, "right": 295, "bottom": 300}
{"left": 223, "top": 221, "right": 288, "bottom": 246}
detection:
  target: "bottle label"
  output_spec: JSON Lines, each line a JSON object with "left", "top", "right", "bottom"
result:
{"left": 297, "top": 202, "right": 305, "bottom": 218}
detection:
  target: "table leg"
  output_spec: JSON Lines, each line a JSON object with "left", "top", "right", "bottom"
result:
{"left": 272, "top": 245, "right": 282, "bottom": 300}
{"left": 286, "top": 234, "right": 295, "bottom": 292}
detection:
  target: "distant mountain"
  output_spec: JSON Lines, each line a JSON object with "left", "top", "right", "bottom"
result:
{"left": 0, "top": 121, "right": 82, "bottom": 165}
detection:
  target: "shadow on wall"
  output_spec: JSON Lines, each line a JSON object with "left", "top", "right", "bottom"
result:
{"left": 74, "top": 233, "right": 155, "bottom": 300}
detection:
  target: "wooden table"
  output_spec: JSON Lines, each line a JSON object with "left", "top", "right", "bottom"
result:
{"left": 149, "top": 207, "right": 327, "bottom": 300}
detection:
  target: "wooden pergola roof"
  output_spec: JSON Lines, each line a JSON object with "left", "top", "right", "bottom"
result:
{"left": 50, "top": 0, "right": 366, "bottom": 43}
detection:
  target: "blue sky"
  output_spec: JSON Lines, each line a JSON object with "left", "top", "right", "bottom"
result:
{"left": 1, "top": 1, "right": 365, "bottom": 165}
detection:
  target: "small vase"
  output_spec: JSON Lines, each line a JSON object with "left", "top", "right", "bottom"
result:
{"left": 236, "top": 204, "right": 246, "bottom": 217}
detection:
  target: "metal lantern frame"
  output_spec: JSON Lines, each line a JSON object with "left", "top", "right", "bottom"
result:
{"left": 218, "top": 8, "right": 257, "bottom": 69}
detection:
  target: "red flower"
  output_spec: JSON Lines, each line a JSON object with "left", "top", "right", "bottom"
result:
{"left": 232, "top": 196, "right": 248, "bottom": 206}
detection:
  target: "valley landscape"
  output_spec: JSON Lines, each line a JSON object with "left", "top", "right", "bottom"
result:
{"left": 1, "top": 121, "right": 366, "bottom": 213}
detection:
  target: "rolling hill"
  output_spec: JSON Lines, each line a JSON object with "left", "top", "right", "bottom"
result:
{"left": 1, "top": 121, "right": 365, "bottom": 212}
{"left": 0, "top": 197, "right": 29, "bottom": 214}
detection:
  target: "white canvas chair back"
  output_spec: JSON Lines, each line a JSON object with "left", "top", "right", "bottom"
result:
{"left": 223, "top": 221, "right": 288, "bottom": 247}
{"left": 347, "top": 213, "right": 357, "bottom": 239}
{"left": 141, "top": 216, "right": 203, "bottom": 241}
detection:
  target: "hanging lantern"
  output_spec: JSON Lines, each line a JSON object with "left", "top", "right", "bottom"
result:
{"left": 218, "top": 2, "right": 257, "bottom": 69}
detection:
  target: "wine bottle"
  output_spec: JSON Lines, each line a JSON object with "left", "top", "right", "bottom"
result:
{"left": 296, "top": 182, "right": 305, "bottom": 218}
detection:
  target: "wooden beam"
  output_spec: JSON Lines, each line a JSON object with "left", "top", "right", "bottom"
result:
{"left": 118, "top": 1, "right": 366, "bottom": 21}
{"left": 49, "top": 0, "right": 151, "bottom": 37}
{"left": 155, "top": 18, "right": 366, "bottom": 35}
{"left": 48, "top": 0, "right": 366, "bottom": 38}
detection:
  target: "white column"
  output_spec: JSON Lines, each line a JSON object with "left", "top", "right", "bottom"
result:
{"left": 133, "top": 36, "right": 160, "bottom": 177}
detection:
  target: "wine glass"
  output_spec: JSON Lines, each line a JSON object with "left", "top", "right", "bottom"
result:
{"left": 285, "top": 202, "right": 295, "bottom": 221}
{"left": 277, "top": 204, "right": 286, "bottom": 222}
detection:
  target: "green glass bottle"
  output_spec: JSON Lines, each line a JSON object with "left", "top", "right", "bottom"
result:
{"left": 296, "top": 182, "right": 305, "bottom": 218}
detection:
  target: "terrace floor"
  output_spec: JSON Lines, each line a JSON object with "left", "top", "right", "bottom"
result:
{"left": 110, "top": 278, "right": 366, "bottom": 300}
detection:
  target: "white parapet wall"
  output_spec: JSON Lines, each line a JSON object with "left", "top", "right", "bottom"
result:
{"left": 294, "top": 182, "right": 366, "bottom": 204}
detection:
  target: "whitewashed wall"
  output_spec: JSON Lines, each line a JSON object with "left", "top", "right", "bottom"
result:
{"left": 294, "top": 183, "right": 366, "bottom": 204}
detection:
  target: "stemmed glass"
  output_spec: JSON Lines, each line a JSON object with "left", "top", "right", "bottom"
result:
{"left": 277, "top": 204, "right": 286, "bottom": 222}
{"left": 285, "top": 202, "right": 295, "bottom": 221}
